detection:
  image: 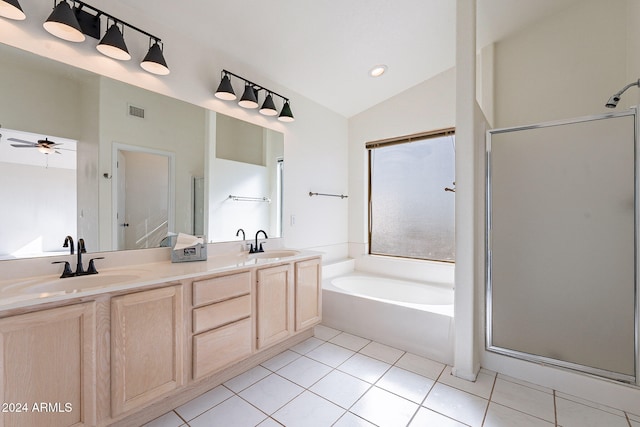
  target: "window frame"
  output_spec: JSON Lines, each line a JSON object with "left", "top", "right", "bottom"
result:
{"left": 367, "top": 127, "right": 456, "bottom": 263}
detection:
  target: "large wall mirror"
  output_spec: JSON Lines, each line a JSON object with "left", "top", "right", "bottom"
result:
{"left": 0, "top": 43, "right": 283, "bottom": 260}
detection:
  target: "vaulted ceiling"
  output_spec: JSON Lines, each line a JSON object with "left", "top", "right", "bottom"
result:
{"left": 113, "top": 0, "right": 585, "bottom": 117}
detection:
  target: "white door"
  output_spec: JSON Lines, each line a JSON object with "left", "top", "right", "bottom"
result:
{"left": 113, "top": 144, "right": 175, "bottom": 250}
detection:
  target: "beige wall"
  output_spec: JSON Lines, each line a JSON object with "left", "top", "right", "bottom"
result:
{"left": 98, "top": 78, "right": 206, "bottom": 250}
{"left": 493, "top": 0, "right": 633, "bottom": 128}
{"left": 216, "top": 114, "right": 265, "bottom": 166}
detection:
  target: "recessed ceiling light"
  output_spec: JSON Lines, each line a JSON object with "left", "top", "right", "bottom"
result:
{"left": 369, "top": 64, "right": 387, "bottom": 78}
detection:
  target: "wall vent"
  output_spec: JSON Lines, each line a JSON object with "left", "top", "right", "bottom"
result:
{"left": 128, "top": 104, "right": 145, "bottom": 119}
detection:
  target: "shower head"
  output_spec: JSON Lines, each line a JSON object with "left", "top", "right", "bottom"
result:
{"left": 605, "top": 95, "right": 620, "bottom": 109}
{"left": 605, "top": 79, "right": 640, "bottom": 108}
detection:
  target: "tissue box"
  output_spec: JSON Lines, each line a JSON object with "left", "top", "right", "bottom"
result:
{"left": 171, "top": 234, "right": 208, "bottom": 263}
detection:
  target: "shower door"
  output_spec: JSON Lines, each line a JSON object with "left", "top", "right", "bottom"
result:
{"left": 486, "top": 110, "right": 637, "bottom": 382}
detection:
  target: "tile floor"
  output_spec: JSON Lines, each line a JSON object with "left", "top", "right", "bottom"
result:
{"left": 144, "top": 325, "right": 639, "bottom": 427}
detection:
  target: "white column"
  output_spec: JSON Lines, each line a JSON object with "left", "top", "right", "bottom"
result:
{"left": 453, "top": 0, "right": 480, "bottom": 381}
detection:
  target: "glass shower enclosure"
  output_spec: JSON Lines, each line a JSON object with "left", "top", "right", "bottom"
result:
{"left": 486, "top": 109, "right": 638, "bottom": 383}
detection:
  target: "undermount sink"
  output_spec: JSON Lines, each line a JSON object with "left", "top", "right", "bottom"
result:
{"left": 248, "top": 250, "right": 301, "bottom": 260}
{"left": 24, "top": 272, "right": 143, "bottom": 294}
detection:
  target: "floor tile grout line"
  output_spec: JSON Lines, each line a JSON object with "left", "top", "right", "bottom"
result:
{"left": 233, "top": 376, "right": 300, "bottom": 423}
{"left": 173, "top": 409, "right": 188, "bottom": 425}
{"left": 625, "top": 410, "right": 632, "bottom": 427}
{"left": 496, "top": 372, "right": 554, "bottom": 395}
{"left": 480, "top": 370, "right": 498, "bottom": 426}
{"left": 173, "top": 386, "right": 236, "bottom": 424}
{"left": 553, "top": 389, "right": 559, "bottom": 427}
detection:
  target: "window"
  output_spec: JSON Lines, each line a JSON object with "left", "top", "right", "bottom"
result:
{"left": 367, "top": 129, "right": 455, "bottom": 262}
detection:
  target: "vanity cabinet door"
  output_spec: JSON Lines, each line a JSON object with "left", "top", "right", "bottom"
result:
{"left": 111, "top": 285, "right": 184, "bottom": 417}
{"left": 295, "top": 258, "right": 322, "bottom": 331}
{"left": 0, "top": 302, "right": 96, "bottom": 427}
{"left": 256, "top": 264, "right": 294, "bottom": 349}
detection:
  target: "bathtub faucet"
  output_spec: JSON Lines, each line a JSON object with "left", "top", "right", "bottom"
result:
{"left": 250, "top": 230, "right": 268, "bottom": 253}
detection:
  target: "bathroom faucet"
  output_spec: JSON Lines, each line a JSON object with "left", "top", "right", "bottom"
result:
{"left": 236, "top": 228, "right": 252, "bottom": 251}
{"left": 63, "top": 235, "right": 74, "bottom": 255}
{"left": 52, "top": 238, "right": 103, "bottom": 278}
{"left": 76, "top": 238, "right": 87, "bottom": 275}
{"left": 250, "top": 230, "right": 268, "bottom": 253}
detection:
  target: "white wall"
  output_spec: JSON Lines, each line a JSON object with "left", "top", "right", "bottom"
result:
{"left": 0, "top": 163, "right": 76, "bottom": 258}
{"left": 209, "top": 158, "right": 270, "bottom": 242}
{"left": 0, "top": 0, "right": 349, "bottom": 259}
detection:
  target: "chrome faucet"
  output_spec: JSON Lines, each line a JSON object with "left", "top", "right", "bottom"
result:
{"left": 250, "top": 230, "right": 268, "bottom": 253}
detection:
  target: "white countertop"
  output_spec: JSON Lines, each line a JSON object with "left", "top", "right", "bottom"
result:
{"left": 0, "top": 249, "right": 320, "bottom": 312}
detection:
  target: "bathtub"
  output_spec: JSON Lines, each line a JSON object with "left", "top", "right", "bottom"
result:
{"left": 322, "top": 272, "right": 454, "bottom": 364}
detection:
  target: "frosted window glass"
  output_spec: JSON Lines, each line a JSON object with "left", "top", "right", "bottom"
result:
{"left": 369, "top": 135, "right": 455, "bottom": 261}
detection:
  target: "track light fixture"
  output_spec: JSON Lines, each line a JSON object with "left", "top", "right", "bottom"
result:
{"left": 42, "top": 0, "right": 169, "bottom": 75}
{"left": 43, "top": 0, "right": 84, "bottom": 42}
{"left": 238, "top": 84, "right": 259, "bottom": 109}
{"left": 215, "top": 69, "right": 295, "bottom": 122}
{"left": 0, "top": 0, "right": 26, "bottom": 20}
{"left": 214, "top": 72, "right": 236, "bottom": 101}
{"left": 96, "top": 20, "right": 129, "bottom": 60}
{"left": 140, "top": 39, "right": 169, "bottom": 75}
{"left": 259, "top": 93, "right": 278, "bottom": 116}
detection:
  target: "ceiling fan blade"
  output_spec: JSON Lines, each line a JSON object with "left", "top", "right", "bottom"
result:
{"left": 8, "top": 137, "right": 36, "bottom": 145}
{"left": 10, "top": 143, "right": 37, "bottom": 148}
{"left": 39, "top": 139, "right": 62, "bottom": 147}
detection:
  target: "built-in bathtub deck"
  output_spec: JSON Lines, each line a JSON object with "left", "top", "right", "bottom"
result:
{"left": 321, "top": 261, "right": 454, "bottom": 365}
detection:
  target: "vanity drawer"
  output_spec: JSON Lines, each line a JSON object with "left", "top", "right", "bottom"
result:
{"left": 192, "top": 271, "right": 251, "bottom": 307}
{"left": 192, "top": 317, "right": 252, "bottom": 379}
{"left": 193, "top": 294, "right": 251, "bottom": 334}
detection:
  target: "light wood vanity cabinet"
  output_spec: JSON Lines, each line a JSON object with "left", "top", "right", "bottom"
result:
{"left": 256, "top": 264, "right": 295, "bottom": 349}
{"left": 295, "top": 258, "right": 322, "bottom": 331}
{"left": 191, "top": 271, "right": 253, "bottom": 380}
{"left": 0, "top": 302, "right": 96, "bottom": 427}
{"left": 0, "top": 254, "right": 322, "bottom": 426}
{"left": 110, "top": 285, "right": 184, "bottom": 417}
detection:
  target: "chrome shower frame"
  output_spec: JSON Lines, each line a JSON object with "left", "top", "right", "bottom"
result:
{"left": 485, "top": 108, "right": 639, "bottom": 385}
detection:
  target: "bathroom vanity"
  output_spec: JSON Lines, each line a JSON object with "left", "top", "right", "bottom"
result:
{"left": 0, "top": 250, "right": 321, "bottom": 427}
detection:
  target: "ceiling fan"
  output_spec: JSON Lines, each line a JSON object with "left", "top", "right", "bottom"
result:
{"left": 8, "top": 137, "right": 65, "bottom": 154}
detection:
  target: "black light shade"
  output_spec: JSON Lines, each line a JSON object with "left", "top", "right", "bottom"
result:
{"left": 215, "top": 74, "right": 236, "bottom": 100}
{"left": 43, "top": 1, "right": 85, "bottom": 42}
{"left": 278, "top": 101, "right": 295, "bottom": 122}
{"left": 0, "top": 0, "right": 26, "bottom": 20}
{"left": 259, "top": 93, "right": 278, "bottom": 116}
{"left": 97, "top": 23, "right": 130, "bottom": 61}
{"left": 141, "top": 41, "right": 170, "bottom": 75}
{"left": 238, "top": 84, "right": 258, "bottom": 108}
